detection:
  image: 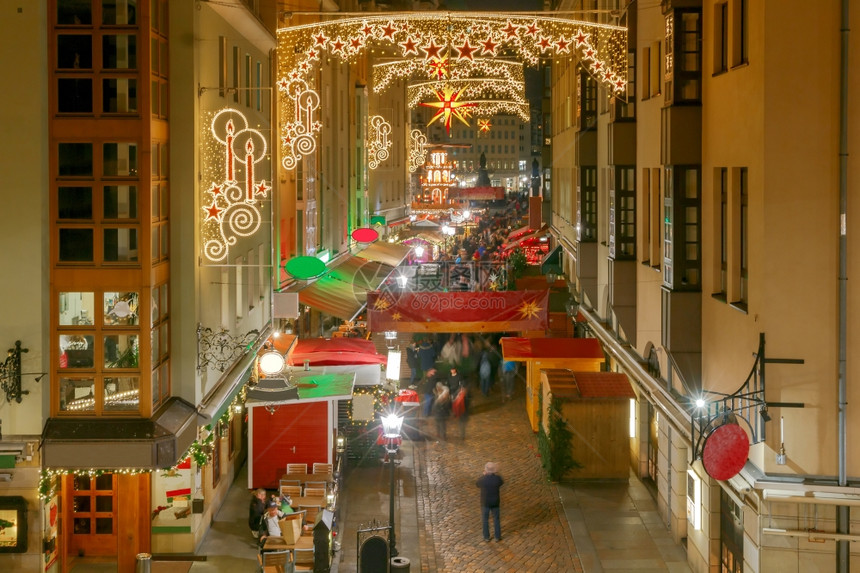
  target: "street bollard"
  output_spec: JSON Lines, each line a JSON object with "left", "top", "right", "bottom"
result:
{"left": 135, "top": 552, "right": 151, "bottom": 573}
{"left": 390, "top": 556, "right": 411, "bottom": 572}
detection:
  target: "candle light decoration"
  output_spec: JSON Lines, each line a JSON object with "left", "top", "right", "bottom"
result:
{"left": 367, "top": 115, "right": 393, "bottom": 170}
{"left": 409, "top": 129, "right": 428, "bottom": 173}
{"left": 277, "top": 12, "right": 627, "bottom": 169}
{"left": 202, "top": 108, "right": 270, "bottom": 262}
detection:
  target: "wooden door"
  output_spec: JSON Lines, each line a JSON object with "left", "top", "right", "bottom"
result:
{"left": 67, "top": 473, "right": 117, "bottom": 557}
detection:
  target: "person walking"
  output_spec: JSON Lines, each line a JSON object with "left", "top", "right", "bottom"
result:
{"left": 432, "top": 381, "right": 452, "bottom": 440}
{"left": 420, "top": 368, "right": 437, "bottom": 417}
{"left": 452, "top": 382, "right": 470, "bottom": 440}
{"left": 502, "top": 360, "right": 517, "bottom": 401}
{"left": 418, "top": 338, "right": 437, "bottom": 373}
{"left": 248, "top": 488, "right": 267, "bottom": 539}
{"left": 476, "top": 462, "right": 504, "bottom": 541}
{"left": 406, "top": 341, "right": 420, "bottom": 387}
{"left": 479, "top": 350, "right": 493, "bottom": 396}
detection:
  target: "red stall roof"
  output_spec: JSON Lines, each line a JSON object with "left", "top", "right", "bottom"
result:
{"left": 288, "top": 337, "right": 387, "bottom": 366}
{"left": 500, "top": 337, "right": 605, "bottom": 361}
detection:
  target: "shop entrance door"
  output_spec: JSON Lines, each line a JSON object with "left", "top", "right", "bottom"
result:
{"left": 67, "top": 473, "right": 117, "bottom": 557}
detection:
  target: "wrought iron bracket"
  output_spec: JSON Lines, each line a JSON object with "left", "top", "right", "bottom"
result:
{"left": 196, "top": 325, "right": 260, "bottom": 373}
{"left": 1, "top": 341, "right": 30, "bottom": 403}
{"left": 691, "top": 332, "right": 805, "bottom": 461}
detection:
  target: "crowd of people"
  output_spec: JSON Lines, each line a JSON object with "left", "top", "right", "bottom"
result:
{"left": 405, "top": 332, "right": 518, "bottom": 442}
{"left": 432, "top": 193, "right": 532, "bottom": 264}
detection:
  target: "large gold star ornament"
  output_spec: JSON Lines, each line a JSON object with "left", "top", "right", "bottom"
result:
{"left": 419, "top": 86, "right": 477, "bottom": 135}
{"left": 373, "top": 298, "right": 392, "bottom": 311}
{"left": 518, "top": 300, "right": 543, "bottom": 320}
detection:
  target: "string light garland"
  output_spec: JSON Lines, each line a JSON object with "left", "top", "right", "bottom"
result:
{"left": 367, "top": 115, "right": 393, "bottom": 170}
{"left": 373, "top": 57, "right": 525, "bottom": 93}
{"left": 202, "top": 108, "right": 270, "bottom": 262}
{"left": 39, "top": 467, "right": 151, "bottom": 502}
{"left": 277, "top": 12, "right": 627, "bottom": 169}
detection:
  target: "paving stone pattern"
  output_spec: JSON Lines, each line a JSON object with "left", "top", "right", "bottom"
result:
{"left": 413, "top": 391, "right": 583, "bottom": 573}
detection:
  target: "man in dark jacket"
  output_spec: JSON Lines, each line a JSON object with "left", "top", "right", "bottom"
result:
{"left": 248, "top": 488, "right": 267, "bottom": 538}
{"left": 476, "top": 462, "right": 504, "bottom": 541}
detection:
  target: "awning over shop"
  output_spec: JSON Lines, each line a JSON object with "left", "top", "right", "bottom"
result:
{"left": 246, "top": 370, "right": 357, "bottom": 406}
{"left": 543, "top": 369, "right": 635, "bottom": 400}
{"left": 387, "top": 216, "right": 411, "bottom": 227}
{"left": 287, "top": 337, "right": 387, "bottom": 366}
{"left": 503, "top": 224, "right": 550, "bottom": 251}
{"left": 283, "top": 242, "right": 411, "bottom": 321}
{"left": 42, "top": 398, "right": 198, "bottom": 470}
{"left": 356, "top": 241, "right": 411, "bottom": 268}
{"left": 501, "top": 337, "right": 605, "bottom": 361}
{"left": 540, "top": 244, "right": 563, "bottom": 275}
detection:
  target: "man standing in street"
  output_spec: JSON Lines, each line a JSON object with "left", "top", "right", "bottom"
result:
{"left": 248, "top": 488, "right": 267, "bottom": 539}
{"left": 476, "top": 462, "right": 504, "bottom": 541}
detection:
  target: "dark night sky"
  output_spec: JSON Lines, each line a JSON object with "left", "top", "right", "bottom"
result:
{"left": 444, "top": 0, "right": 544, "bottom": 11}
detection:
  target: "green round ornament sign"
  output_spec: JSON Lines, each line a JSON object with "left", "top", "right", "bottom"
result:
{"left": 284, "top": 256, "right": 327, "bottom": 280}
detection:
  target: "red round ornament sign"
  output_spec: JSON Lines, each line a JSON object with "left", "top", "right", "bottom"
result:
{"left": 702, "top": 423, "right": 750, "bottom": 480}
{"left": 351, "top": 227, "right": 379, "bottom": 243}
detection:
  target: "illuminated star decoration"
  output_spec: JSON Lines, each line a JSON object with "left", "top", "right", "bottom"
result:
{"left": 373, "top": 298, "right": 392, "bottom": 311}
{"left": 391, "top": 312, "right": 402, "bottom": 321}
{"left": 419, "top": 86, "right": 477, "bottom": 135}
{"left": 427, "top": 54, "right": 449, "bottom": 80}
{"left": 478, "top": 118, "right": 492, "bottom": 133}
{"left": 518, "top": 299, "right": 543, "bottom": 320}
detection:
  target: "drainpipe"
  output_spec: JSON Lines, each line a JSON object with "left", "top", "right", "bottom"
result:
{"left": 836, "top": 0, "right": 850, "bottom": 571}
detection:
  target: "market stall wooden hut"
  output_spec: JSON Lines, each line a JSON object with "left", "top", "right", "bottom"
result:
{"left": 540, "top": 369, "right": 635, "bottom": 479}
{"left": 500, "top": 337, "right": 605, "bottom": 432}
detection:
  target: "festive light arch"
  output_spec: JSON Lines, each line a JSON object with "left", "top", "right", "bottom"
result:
{"left": 278, "top": 12, "right": 627, "bottom": 170}
{"left": 408, "top": 79, "right": 530, "bottom": 123}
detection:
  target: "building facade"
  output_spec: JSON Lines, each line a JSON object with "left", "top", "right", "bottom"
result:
{"left": 550, "top": 0, "right": 860, "bottom": 572}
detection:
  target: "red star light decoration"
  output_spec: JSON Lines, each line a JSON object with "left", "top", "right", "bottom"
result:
{"left": 478, "top": 118, "right": 492, "bottom": 133}
{"left": 479, "top": 36, "right": 499, "bottom": 56}
{"left": 454, "top": 39, "right": 477, "bottom": 61}
{"left": 400, "top": 37, "right": 419, "bottom": 56}
{"left": 422, "top": 39, "right": 444, "bottom": 60}
{"left": 380, "top": 21, "right": 397, "bottom": 40}
{"left": 420, "top": 86, "right": 477, "bottom": 135}
{"left": 204, "top": 202, "right": 223, "bottom": 221}
{"left": 501, "top": 20, "right": 520, "bottom": 39}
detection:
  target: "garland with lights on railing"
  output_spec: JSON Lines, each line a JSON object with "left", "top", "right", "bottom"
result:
{"left": 346, "top": 385, "right": 396, "bottom": 427}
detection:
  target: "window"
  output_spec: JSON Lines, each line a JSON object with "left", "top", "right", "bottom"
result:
{"left": 609, "top": 167, "right": 636, "bottom": 260}
{"left": 731, "top": 0, "right": 749, "bottom": 67}
{"left": 255, "top": 61, "right": 262, "bottom": 111}
{"left": 244, "top": 54, "right": 252, "bottom": 107}
{"left": 642, "top": 46, "right": 651, "bottom": 100}
{"left": 715, "top": 2, "right": 729, "bottom": 74}
{"left": 218, "top": 36, "right": 227, "bottom": 97}
{"left": 716, "top": 168, "right": 728, "bottom": 299}
{"left": 649, "top": 41, "right": 661, "bottom": 98}
{"left": 667, "top": 10, "right": 702, "bottom": 103}
{"left": 151, "top": 282, "right": 170, "bottom": 408}
{"left": 737, "top": 167, "right": 748, "bottom": 308}
{"left": 719, "top": 489, "right": 744, "bottom": 573}
{"left": 577, "top": 167, "right": 597, "bottom": 242}
{"left": 57, "top": 291, "right": 143, "bottom": 415}
{"left": 58, "top": 1, "right": 92, "bottom": 25}
{"left": 662, "top": 166, "right": 701, "bottom": 290}
{"left": 650, "top": 169, "right": 661, "bottom": 267}
{"left": 232, "top": 47, "right": 240, "bottom": 103}
{"left": 612, "top": 50, "right": 636, "bottom": 120}
{"left": 102, "top": 78, "right": 137, "bottom": 113}
{"left": 102, "top": 34, "right": 136, "bottom": 69}
{"left": 102, "top": 0, "right": 137, "bottom": 25}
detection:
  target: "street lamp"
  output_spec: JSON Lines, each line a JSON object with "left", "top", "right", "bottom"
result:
{"left": 381, "top": 411, "right": 404, "bottom": 558}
